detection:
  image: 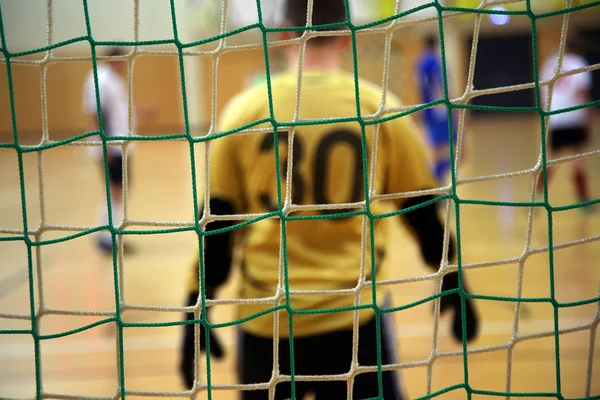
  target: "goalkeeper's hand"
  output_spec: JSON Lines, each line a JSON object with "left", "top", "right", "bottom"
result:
{"left": 199, "top": 310, "right": 225, "bottom": 359}
{"left": 180, "top": 290, "right": 225, "bottom": 390}
{"left": 439, "top": 272, "right": 480, "bottom": 343}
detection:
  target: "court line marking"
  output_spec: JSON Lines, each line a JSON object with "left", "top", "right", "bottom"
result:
{"left": 0, "top": 317, "right": 593, "bottom": 360}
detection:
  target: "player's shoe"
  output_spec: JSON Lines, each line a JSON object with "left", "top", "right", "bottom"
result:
{"left": 97, "top": 236, "right": 135, "bottom": 255}
{"left": 97, "top": 237, "right": 113, "bottom": 254}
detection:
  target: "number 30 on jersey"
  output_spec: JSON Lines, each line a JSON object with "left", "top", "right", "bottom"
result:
{"left": 258, "top": 129, "right": 365, "bottom": 216}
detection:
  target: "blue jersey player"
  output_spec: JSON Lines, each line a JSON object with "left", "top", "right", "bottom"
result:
{"left": 416, "top": 36, "right": 458, "bottom": 183}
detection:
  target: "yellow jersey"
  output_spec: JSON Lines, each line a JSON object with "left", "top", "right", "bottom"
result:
{"left": 192, "top": 70, "right": 437, "bottom": 338}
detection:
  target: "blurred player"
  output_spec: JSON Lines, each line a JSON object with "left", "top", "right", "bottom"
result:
{"left": 82, "top": 47, "right": 155, "bottom": 254}
{"left": 82, "top": 47, "right": 131, "bottom": 253}
{"left": 180, "top": 1, "right": 479, "bottom": 398}
{"left": 416, "top": 35, "right": 460, "bottom": 184}
{"left": 538, "top": 37, "right": 595, "bottom": 212}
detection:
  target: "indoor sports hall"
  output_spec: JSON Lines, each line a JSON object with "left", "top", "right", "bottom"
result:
{"left": 1, "top": 0, "right": 599, "bottom": 399}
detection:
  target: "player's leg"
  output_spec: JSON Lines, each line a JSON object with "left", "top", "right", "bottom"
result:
{"left": 238, "top": 329, "right": 310, "bottom": 400}
{"left": 570, "top": 127, "right": 595, "bottom": 213}
{"left": 100, "top": 151, "right": 136, "bottom": 253}
{"left": 536, "top": 128, "right": 560, "bottom": 199}
{"left": 573, "top": 155, "right": 592, "bottom": 204}
{"left": 305, "top": 310, "right": 403, "bottom": 399}
{"left": 428, "top": 119, "right": 454, "bottom": 184}
{"left": 572, "top": 158, "right": 596, "bottom": 214}
{"left": 350, "top": 304, "right": 404, "bottom": 400}
{"left": 241, "top": 323, "right": 358, "bottom": 399}
{"left": 433, "top": 145, "right": 451, "bottom": 183}
{"left": 572, "top": 128, "right": 589, "bottom": 199}
{"left": 302, "top": 326, "right": 353, "bottom": 398}
{"left": 97, "top": 152, "right": 124, "bottom": 253}
{"left": 108, "top": 154, "right": 123, "bottom": 229}
{"left": 573, "top": 150, "right": 588, "bottom": 198}
{"left": 536, "top": 127, "right": 595, "bottom": 212}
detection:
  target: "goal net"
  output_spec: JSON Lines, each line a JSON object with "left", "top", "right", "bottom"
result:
{"left": 1, "top": 0, "right": 599, "bottom": 399}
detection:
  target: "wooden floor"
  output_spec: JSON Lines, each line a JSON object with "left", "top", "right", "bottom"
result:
{"left": 1, "top": 115, "right": 599, "bottom": 399}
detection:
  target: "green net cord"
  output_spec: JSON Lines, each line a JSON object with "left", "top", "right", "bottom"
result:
{"left": 1, "top": 0, "right": 600, "bottom": 399}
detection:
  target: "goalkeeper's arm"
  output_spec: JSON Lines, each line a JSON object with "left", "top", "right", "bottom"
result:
{"left": 180, "top": 198, "right": 235, "bottom": 389}
{"left": 401, "top": 195, "right": 479, "bottom": 343}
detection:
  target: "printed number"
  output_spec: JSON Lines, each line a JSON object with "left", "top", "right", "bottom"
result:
{"left": 314, "top": 130, "right": 364, "bottom": 215}
{"left": 258, "top": 129, "right": 364, "bottom": 218}
{"left": 259, "top": 131, "right": 305, "bottom": 212}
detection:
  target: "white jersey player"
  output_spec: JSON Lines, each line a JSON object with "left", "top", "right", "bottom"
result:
{"left": 82, "top": 47, "right": 135, "bottom": 253}
{"left": 537, "top": 37, "right": 594, "bottom": 212}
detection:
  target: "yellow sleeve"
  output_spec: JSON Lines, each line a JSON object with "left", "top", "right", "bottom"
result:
{"left": 208, "top": 135, "right": 245, "bottom": 212}
{"left": 382, "top": 98, "right": 438, "bottom": 207}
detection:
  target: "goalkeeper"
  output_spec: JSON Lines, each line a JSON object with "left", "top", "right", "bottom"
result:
{"left": 180, "top": 1, "right": 479, "bottom": 398}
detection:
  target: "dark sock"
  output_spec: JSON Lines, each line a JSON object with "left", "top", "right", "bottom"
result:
{"left": 574, "top": 168, "right": 589, "bottom": 201}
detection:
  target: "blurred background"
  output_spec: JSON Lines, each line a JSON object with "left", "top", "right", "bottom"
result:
{"left": 1, "top": 0, "right": 599, "bottom": 399}
{"left": 1, "top": 0, "right": 598, "bottom": 141}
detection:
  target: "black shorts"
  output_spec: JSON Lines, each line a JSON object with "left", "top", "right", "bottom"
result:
{"left": 550, "top": 126, "right": 588, "bottom": 153}
{"left": 105, "top": 154, "right": 130, "bottom": 186}
{"left": 238, "top": 313, "right": 404, "bottom": 400}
